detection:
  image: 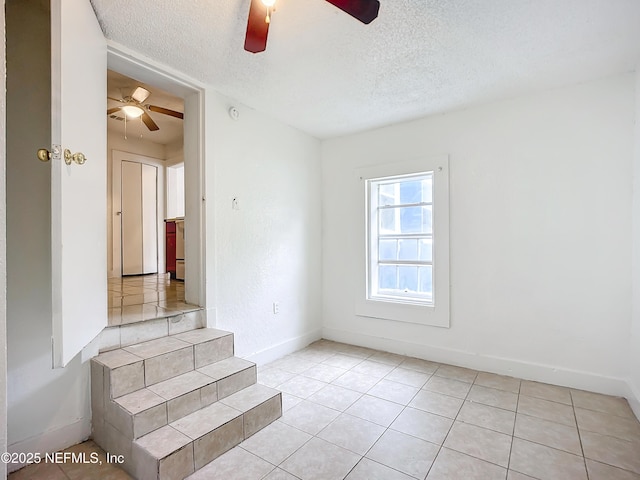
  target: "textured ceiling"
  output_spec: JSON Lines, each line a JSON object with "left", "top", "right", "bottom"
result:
{"left": 91, "top": 0, "right": 640, "bottom": 139}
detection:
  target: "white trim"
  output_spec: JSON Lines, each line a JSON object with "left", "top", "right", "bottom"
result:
{"left": 323, "top": 326, "right": 637, "bottom": 407}
{"left": 243, "top": 329, "right": 322, "bottom": 367}
{"left": 355, "top": 156, "right": 450, "bottom": 327}
{"left": 107, "top": 41, "right": 207, "bottom": 312}
{"left": 7, "top": 419, "right": 90, "bottom": 473}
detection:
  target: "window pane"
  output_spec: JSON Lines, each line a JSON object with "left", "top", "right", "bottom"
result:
{"left": 419, "top": 239, "right": 433, "bottom": 262}
{"left": 378, "top": 183, "right": 396, "bottom": 206}
{"left": 400, "top": 206, "right": 432, "bottom": 234}
{"left": 379, "top": 239, "right": 397, "bottom": 261}
{"left": 419, "top": 266, "right": 433, "bottom": 296}
{"left": 379, "top": 265, "right": 397, "bottom": 290}
{"left": 379, "top": 208, "right": 396, "bottom": 233}
{"left": 399, "top": 266, "right": 418, "bottom": 292}
{"left": 422, "top": 176, "right": 433, "bottom": 202}
{"left": 398, "top": 239, "right": 418, "bottom": 261}
{"left": 422, "top": 205, "right": 432, "bottom": 233}
{"left": 400, "top": 180, "right": 423, "bottom": 204}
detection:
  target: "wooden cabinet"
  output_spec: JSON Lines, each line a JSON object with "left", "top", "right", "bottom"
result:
{"left": 165, "top": 221, "right": 177, "bottom": 278}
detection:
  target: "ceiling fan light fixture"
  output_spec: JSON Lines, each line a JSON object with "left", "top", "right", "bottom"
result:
{"left": 261, "top": 0, "right": 276, "bottom": 6}
{"left": 122, "top": 105, "right": 145, "bottom": 118}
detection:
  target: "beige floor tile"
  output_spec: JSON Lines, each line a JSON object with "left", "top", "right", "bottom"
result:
{"left": 366, "top": 429, "right": 439, "bottom": 479}
{"left": 457, "top": 401, "right": 515, "bottom": 434}
{"left": 434, "top": 364, "right": 478, "bottom": 383}
{"left": 147, "top": 370, "right": 213, "bottom": 400}
{"left": 467, "top": 384, "right": 518, "bottom": 411}
{"left": 186, "top": 447, "right": 273, "bottom": 480}
{"left": 280, "top": 437, "right": 360, "bottom": 480}
{"left": 170, "top": 402, "right": 240, "bottom": 439}
{"left": 280, "top": 400, "right": 340, "bottom": 435}
{"left": 391, "top": 407, "right": 454, "bottom": 444}
{"left": 345, "top": 394, "right": 404, "bottom": 427}
{"left": 517, "top": 395, "right": 576, "bottom": 427}
{"left": 346, "top": 458, "right": 415, "bottom": 480}
{"left": 507, "top": 471, "right": 537, "bottom": 480}
{"left": 384, "top": 366, "right": 431, "bottom": 388}
{"left": 424, "top": 375, "right": 472, "bottom": 399}
{"left": 9, "top": 463, "right": 71, "bottom": 480}
{"left": 520, "top": 381, "right": 572, "bottom": 405}
{"left": 277, "top": 375, "right": 328, "bottom": 399}
{"left": 332, "top": 371, "right": 380, "bottom": 393}
{"left": 586, "top": 459, "right": 640, "bottom": 480}
{"left": 514, "top": 413, "right": 582, "bottom": 455}
{"left": 509, "top": 437, "right": 587, "bottom": 480}
{"left": 575, "top": 407, "right": 640, "bottom": 443}
{"left": 352, "top": 360, "right": 396, "bottom": 379}
{"left": 427, "top": 448, "right": 507, "bottom": 480}
{"left": 257, "top": 367, "right": 296, "bottom": 388}
{"left": 368, "top": 351, "right": 407, "bottom": 366}
{"left": 444, "top": 421, "right": 512, "bottom": 467}
{"left": 399, "top": 357, "right": 439, "bottom": 374}
{"left": 288, "top": 347, "right": 335, "bottom": 364}
{"left": 409, "top": 389, "right": 464, "bottom": 418}
{"left": 322, "top": 353, "right": 365, "bottom": 370}
{"left": 267, "top": 355, "right": 317, "bottom": 374}
{"left": 307, "top": 384, "right": 363, "bottom": 411}
{"left": 367, "top": 379, "right": 419, "bottom": 405}
{"left": 571, "top": 390, "right": 636, "bottom": 419}
{"left": 301, "top": 363, "right": 347, "bottom": 383}
{"left": 281, "top": 392, "right": 303, "bottom": 412}
{"left": 474, "top": 372, "right": 521, "bottom": 394}
{"left": 262, "top": 469, "right": 299, "bottom": 480}
{"left": 318, "top": 413, "right": 385, "bottom": 455}
{"left": 580, "top": 430, "right": 640, "bottom": 474}
{"left": 332, "top": 343, "right": 376, "bottom": 359}
{"left": 240, "top": 420, "right": 312, "bottom": 464}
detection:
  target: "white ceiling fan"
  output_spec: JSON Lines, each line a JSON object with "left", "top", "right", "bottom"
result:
{"left": 107, "top": 86, "right": 184, "bottom": 132}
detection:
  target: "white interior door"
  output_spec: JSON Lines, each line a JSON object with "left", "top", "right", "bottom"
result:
{"left": 121, "top": 161, "right": 158, "bottom": 275}
{"left": 51, "top": 0, "right": 107, "bottom": 367}
{"left": 121, "top": 161, "right": 143, "bottom": 275}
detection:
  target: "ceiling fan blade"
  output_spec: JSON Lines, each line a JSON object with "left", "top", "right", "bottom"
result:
{"left": 244, "top": 0, "right": 270, "bottom": 53}
{"left": 148, "top": 105, "right": 184, "bottom": 119}
{"left": 131, "top": 86, "right": 151, "bottom": 103}
{"left": 141, "top": 112, "right": 160, "bottom": 131}
{"left": 107, "top": 107, "right": 122, "bottom": 115}
{"left": 325, "top": 0, "right": 380, "bottom": 24}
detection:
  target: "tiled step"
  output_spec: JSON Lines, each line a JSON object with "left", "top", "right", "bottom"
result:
{"left": 105, "top": 357, "right": 257, "bottom": 440}
{"left": 131, "top": 384, "right": 282, "bottom": 480}
{"left": 92, "top": 328, "right": 234, "bottom": 398}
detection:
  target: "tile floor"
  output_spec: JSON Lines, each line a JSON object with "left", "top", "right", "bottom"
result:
{"left": 107, "top": 274, "right": 200, "bottom": 326}
{"left": 9, "top": 339, "right": 640, "bottom": 480}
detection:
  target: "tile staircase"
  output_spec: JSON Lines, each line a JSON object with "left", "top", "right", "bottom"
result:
{"left": 90, "top": 323, "right": 282, "bottom": 480}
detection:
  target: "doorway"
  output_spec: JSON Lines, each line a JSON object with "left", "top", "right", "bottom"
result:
{"left": 105, "top": 64, "right": 203, "bottom": 326}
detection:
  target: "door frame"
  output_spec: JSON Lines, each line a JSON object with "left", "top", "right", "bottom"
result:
{"left": 107, "top": 42, "right": 206, "bottom": 308}
{"left": 111, "top": 151, "right": 165, "bottom": 277}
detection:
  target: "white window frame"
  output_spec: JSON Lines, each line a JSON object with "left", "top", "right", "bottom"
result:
{"left": 355, "top": 156, "right": 450, "bottom": 327}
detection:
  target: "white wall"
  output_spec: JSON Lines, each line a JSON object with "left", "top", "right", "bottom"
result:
{"left": 631, "top": 70, "right": 640, "bottom": 417}
{"left": 6, "top": 0, "right": 93, "bottom": 465}
{"left": 205, "top": 94, "right": 323, "bottom": 363}
{"left": 322, "top": 74, "right": 635, "bottom": 398}
{"left": 1, "top": 1, "right": 8, "bottom": 477}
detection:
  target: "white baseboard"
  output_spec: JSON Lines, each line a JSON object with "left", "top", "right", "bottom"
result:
{"left": 626, "top": 380, "right": 640, "bottom": 421}
{"left": 323, "top": 326, "right": 634, "bottom": 404}
{"left": 243, "top": 329, "right": 323, "bottom": 366}
{"left": 7, "top": 418, "right": 91, "bottom": 473}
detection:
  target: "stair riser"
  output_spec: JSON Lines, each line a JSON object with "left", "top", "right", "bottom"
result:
{"left": 99, "top": 338, "right": 235, "bottom": 399}
{"left": 98, "top": 366, "right": 258, "bottom": 441}
{"left": 131, "top": 394, "right": 282, "bottom": 480}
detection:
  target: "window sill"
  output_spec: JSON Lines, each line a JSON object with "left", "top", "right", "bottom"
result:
{"left": 355, "top": 297, "right": 449, "bottom": 328}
